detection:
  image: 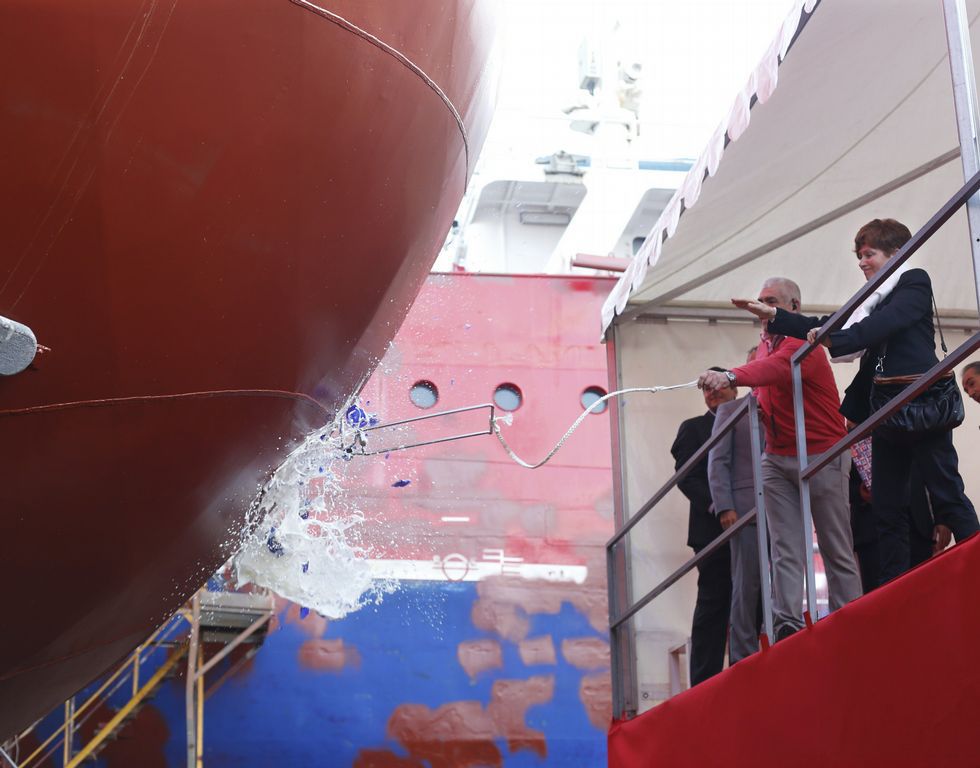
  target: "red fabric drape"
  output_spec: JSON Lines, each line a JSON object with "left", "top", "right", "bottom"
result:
{"left": 609, "top": 534, "right": 980, "bottom": 767}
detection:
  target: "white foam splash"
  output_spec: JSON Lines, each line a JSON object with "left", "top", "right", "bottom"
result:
{"left": 234, "top": 404, "right": 398, "bottom": 619}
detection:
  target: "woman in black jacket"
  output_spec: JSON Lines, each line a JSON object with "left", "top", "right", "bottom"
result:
{"left": 733, "top": 219, "right": 978, "bottom": 585}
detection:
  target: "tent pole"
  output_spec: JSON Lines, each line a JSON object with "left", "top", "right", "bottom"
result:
{"left": 943, "top": 0, "right": 980, "bottom": 311}
{"left": 606, "top": 324, "right": 638, "bottom": 719}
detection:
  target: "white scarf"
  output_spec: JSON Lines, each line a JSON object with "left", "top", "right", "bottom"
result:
{"left": 831, "top": 261, "right": 911, "bottom": 363}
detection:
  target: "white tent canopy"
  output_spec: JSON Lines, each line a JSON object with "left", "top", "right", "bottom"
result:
{"left": 602, "top": 0, "right": 980, "bottom": 331}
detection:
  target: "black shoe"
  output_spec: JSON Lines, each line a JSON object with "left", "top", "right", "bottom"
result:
{"left": 775, "top": 624, "right": 799, "bottom": 643}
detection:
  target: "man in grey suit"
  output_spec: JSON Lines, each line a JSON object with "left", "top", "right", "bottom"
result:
{"left": 708, "top": 358, "right": 765, "bottom": 664}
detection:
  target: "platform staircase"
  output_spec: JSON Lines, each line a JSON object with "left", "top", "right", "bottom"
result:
{"left": 1, "top": 588, "right": 274, "bottom": 768}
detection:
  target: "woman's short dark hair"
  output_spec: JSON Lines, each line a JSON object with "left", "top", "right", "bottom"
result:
{"left": 854, "top": 218, "right": 912, "bottom": 255}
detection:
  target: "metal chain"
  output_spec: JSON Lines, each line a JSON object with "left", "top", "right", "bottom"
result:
{"left": 492, "top": 381, "right": 699, "bottom": 469}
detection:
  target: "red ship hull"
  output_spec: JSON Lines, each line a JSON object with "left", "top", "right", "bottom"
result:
{"left": 0, "top": 0, "right": 494, "bottom": 738}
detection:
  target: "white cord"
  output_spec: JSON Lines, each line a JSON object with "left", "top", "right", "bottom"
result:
{"left": 492, "top": 380, "right": 699, "bottom": 469}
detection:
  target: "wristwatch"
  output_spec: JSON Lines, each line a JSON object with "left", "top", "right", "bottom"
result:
{"left": 724, "top": 370, "right": 737, "bottom": 387}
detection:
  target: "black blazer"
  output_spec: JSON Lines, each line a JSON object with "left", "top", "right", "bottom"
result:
{"left": 670, "top": 412, "right": 724, "bottom": 552}
{"left": 768, "top": 268, "right": 938, "bottom": 423}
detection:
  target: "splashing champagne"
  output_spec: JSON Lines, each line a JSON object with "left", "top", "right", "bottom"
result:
{"left": 234, "top": 402, "right": 397, "bottom": 619}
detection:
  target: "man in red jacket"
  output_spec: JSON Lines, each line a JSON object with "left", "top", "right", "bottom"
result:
{"left": 698, "top": 277, "right": 862, "bottom": 641}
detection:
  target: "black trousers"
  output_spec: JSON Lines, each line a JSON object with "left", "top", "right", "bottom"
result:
{"left": 690, "top": 546, "right": 731, "bottom": 686}
{"left": 855, "top": 517, "right": 932, "bottom": 592}
{"left": 872, "top": 429, "right": 980, "bottom": 585}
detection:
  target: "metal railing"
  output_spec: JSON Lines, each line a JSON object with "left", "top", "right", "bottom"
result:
{"left": 7, "top": 613, "right": 188, "bottom": 768}
{"left": 2, "top": 586, "right": 276, "bottom": 768}
{"left": 606, "top": 395, "right": 773, "bottom": 718}
{"left": 790, "top": 165, "right": 980, "bottom": 619}
{"left": 606, "top": 160, "right": 980, "bottom": 719}
{"left": 605, "top": 0, "right": 980, "bottom": 728}
{"left": 183, "top": 588, "right": 275, "bottom": 768}
{"left": 346, "top": 403, "right": 496, "bottom": 456}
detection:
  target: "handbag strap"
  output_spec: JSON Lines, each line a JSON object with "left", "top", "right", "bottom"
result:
{"left": 932, "top": 292, "right": 948, "bottom": 356}
{"left": 875, "top": 288, "right": 947, "bottom": 373}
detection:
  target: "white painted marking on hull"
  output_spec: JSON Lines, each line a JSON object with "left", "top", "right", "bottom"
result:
{"left": 366, "top": 558, "right": 588, "bottom": 584}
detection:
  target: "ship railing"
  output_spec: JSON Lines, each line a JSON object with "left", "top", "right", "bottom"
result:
{"left": 789, "top": 170, "right": 980, "bottom": 623}
{"left": 606, "top": 394, "right": 773, "bottom": 718}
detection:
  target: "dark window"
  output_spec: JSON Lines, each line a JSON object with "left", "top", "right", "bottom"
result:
{"left": 493, "top": 383, "right": 523, "bottom": 412}
{"left": 581, "top": 386, "right": 608, "bottom": 414}
{"left": 410, "top": 380, "right": 438, "bottom": 409}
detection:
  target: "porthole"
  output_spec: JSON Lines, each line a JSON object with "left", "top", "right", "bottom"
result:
{"left": 493, "top": 383, "right": 523, "bottom": 412}
{"left": 581, "top": 386, "right": 608, "bottom": 414}
{"left": 410, "top": 380, "right": 438, "bottom": 409}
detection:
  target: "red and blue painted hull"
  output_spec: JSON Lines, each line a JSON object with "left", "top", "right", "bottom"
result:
{"left": 16, "top": 273, "right": 616, "bottom": 766}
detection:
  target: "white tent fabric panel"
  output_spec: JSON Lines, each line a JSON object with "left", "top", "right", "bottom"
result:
{"left": 686, "top": 186, "right": 975, "bottom": 313}
{"left": 603, "top": 0, "right": 980, "bottom": 331}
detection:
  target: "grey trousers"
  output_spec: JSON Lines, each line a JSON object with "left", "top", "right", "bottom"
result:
{"left": 762, "top": 452, "right": 863, "bottom": 633}
{"left": 729, "top": 519, "right": 761, "bottom": 664}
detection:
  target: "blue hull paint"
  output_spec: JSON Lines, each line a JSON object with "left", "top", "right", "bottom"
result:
{"left": 86, "top": 583, "right": 607, "bottom": 767}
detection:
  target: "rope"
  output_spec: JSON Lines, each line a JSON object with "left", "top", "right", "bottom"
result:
{"left": 287, "top": 0, "right": 471, "bottom": 176}
{"left": 0, "top": 388, "right": 330, "bottom": 420}
{"left": 492, "top": 380, "right": 699, "bottom": 469}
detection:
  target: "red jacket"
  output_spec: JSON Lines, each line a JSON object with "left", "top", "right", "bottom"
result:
{"left": 731, "top": 335, "right": 845, "bottom": 457}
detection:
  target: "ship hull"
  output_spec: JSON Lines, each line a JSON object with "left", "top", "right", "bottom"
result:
{"left": 0, "top": 0, "right": 494, "bottom": 738}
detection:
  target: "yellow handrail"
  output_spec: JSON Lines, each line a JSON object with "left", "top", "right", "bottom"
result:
{"left": 65, "top": 644, "right": 188, "bottom": 768}
{"left": 20, "top": 617, "right": 184, "bottom": 767}
{"left": 196, "top": 645, "right": 204, "bottom": 768}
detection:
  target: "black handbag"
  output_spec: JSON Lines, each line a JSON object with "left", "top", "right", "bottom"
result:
{"left": 869, "top": 372, "right": 964, "bottom": 437}
{"left": 868, "top": 295, "right": 964, "bottom": 438}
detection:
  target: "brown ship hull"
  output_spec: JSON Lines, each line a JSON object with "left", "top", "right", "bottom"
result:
{"left": 0, "top": 0, "right": 494, "bottom": 738}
